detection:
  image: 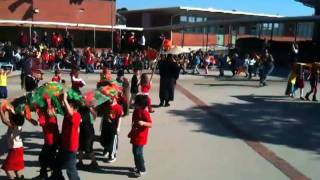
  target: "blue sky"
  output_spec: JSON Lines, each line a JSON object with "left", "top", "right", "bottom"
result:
{"left": 117, "top": 0, "right": 314, "bottom": 16}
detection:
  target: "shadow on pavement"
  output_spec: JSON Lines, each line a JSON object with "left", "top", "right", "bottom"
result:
{"left": 169, "top": 95, "right": 320, "bottom": 153}
{"left": 77, "top": 165, "right": 134, "bottom": 177}
{"left": 195, "top": 83, "right": 259, "bottom": 88}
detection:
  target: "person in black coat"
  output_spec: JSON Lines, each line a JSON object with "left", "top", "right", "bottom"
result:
{"left": 158, "top": 54, "right": 180, "bottom": 107}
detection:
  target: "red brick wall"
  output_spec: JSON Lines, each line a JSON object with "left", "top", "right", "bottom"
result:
{"left": 0, "top": 0, "right": 115, "bottom": 25}
{"left": 172, "top": 32, "right": 217, "bottom": 47}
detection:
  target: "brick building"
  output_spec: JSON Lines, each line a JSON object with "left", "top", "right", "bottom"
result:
{"left": 0, "top": 0, "right": 123, "bottom": 48}
{"left": 120, "top": 7, "right": 314, "bottom": 50}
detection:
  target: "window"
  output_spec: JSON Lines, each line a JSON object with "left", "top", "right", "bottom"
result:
{"left": 180, "top": 16, "right": 187, "bottom": 23}
{"left": 196, "top": 17, "right": 203, "bottom": 23}
{"left": 188, "top": 16, "right": 195, "bottom": 23}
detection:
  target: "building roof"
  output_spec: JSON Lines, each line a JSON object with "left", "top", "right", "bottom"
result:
{"left": 296, "top": 0, "right": 320, "bottom": 8}
{"left": 120, "top": 6, "right": 282, "bottom": 18}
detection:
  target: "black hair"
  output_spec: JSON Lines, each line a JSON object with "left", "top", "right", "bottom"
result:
{"left": 117, "top": 69, "right": 124, "bottom": 77}
{"left": 10, "top": 113, "right": 25, "bottom": 126}
{"left": 68, "top": 99, "right": 81, "bottom": 111}
{"left": 134, "top": 95, "right": 148, "bottom": 108}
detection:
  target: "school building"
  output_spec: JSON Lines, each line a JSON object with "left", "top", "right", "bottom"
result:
{"left": 119, "top": 6, "right": 316, "bottom": 50}
{"left": 0, "top": 0, "right": 142, "bottom": 48}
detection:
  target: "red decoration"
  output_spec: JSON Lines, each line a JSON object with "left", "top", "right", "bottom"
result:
{"left": 163, "top": 39, "right": 172, "bottom": 51}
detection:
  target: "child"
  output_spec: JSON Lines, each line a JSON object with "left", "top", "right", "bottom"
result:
{"left": 305, "top": 63, "right": 319, "bottom": 101}
{"left": 140, "top": 73, "right": 154, "bottom": 113}
{"left": 70, "top": 68, "right": 86, "bottom": 94}
{"left": 51, "top": 92, "right": 81, "bottom": 180}
{"left": 116, "top": 69, "right": 130, "bottom": 116}
{"left": 36, "top": 95, "right": 60, "bottom": 179}
{"left": 294, "top": 64, "right": 306, "bottom": 100}
{"left": 100, "top": 96, "right": 123, "bottom": 163}
{"left": 25, "top": 69, "right": 43, "bottom": 93}
{"left": 78, "top": 105, "right": 98, "bottom": 169}
{"left": 0, "top": 99, "right": 37, "bottom": 180}
{"left": 288, "top": 65, "right": 298, "bottom": 98}
{"left": 130, "top": 69, "right": 140, "bottom": 108}
{"left": 52, "top": 69, "right": 61, "bottom": 83}
{"left": 100, "top": 67, "right": 112, "bottom": 82}
{"left": 0, "top": 67, "right": 11, "bottom": 99}
{"left": 128, "top": 95, "right": 153, "bottom": 177}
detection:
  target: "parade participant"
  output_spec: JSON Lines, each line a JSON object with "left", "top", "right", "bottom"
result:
{"left": 158, "top": 54, "right": 180, "bottom": 107}
{"left": 51, "top": 91, "right": 81, "bottom": 180}
{"left": 84, "top": 48, "right": 95, "bottom": 73}
{"left": 116, "top": 69, "right": 130, "bottom": 116}
{"left": 305, "top": 63, "right": 319, "bottom": 102}
{"left": 193, "top": 53, "right": 201, "bottom": 75}
{"left": 52, "top": 69, "right": 61, "bottom": 83}
{"left": 294, "top": 63, "right": 306, "bottom": 100}
{"left": 128, "top": 95, "right": 152, "bottom": 177}
{"left": 77, "top": 105, "right": 98, "bottom": 169}
{"left": 70, "top": 68, "right": 86, "bottom": 94}
{"left": 25, "top": 69, "right": 43, "bottom": 93}
{"left": 0, "top": 98, "right": 37, "bottom": 180}
{"left": 218, "top": 54, "right": 227, "bottom": 77}
{"left": 36, "top": 96, "right": 59, "bottom": 179}
{"left": 0, "top": 67, "right": 11, "bottom": 99}
{"left": 248, "top": 54, "right": 256, "bottom": 80}
{"left": 100, "top": 66, "right": 112, "bottom": 83}
{"left": 130, "top": 69, "right": 140, "bottom": 108}
{"left": 288, "top": 64, "right": 298, "bottom": 98}
{"left": 100, "top": 96, "right": 123, "bottom": 163}
{"left": 140, "top": 73, "right": 154, "bottom": 113}
{"left": 204, "top": 54, "right": 210, "bottom": 75}
{"left": 123, "top": 54, "right": 131, "bottom": 74}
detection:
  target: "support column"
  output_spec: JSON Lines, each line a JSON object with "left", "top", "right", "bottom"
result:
{"left": 93, "top": 27, "right": 96, "bottom": 49}
{"left": 206, "top": 26, "right": 209, "bottom": 51}
{"left": 313, "top": 6, "right": 320, "bottom": 42}
{"left": 29, "top": 24, "right": 32, "bottom": 46}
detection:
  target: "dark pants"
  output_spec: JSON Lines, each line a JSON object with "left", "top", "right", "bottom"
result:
{"left": 51, "top": 148, "right": 80, "bottom": 180}
{"left": 39, "top": 144, "right": 57, "bottom": 176}
{"left": 248, "top": 65, "right": 254, "bottom": 79}
{"left": 132, "top": 145, "right": 145, "bottom": 172}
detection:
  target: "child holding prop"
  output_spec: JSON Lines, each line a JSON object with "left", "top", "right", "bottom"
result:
{"left": 0, "top": 98, "right": 37, "bottom": 180}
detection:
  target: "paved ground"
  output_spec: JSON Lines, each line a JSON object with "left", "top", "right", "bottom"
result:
{"left": 0, "top": 69, "right": 319, "bottom": 180}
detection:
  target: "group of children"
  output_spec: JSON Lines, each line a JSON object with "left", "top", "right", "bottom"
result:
{"left": 286, "top": 62, "right": 320, "bottom": 101}
{"left": 0, "top": 66, "right": 154, "bottom": 179}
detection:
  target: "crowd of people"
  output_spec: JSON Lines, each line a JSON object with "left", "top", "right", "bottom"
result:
{"left": 0, "top": 30, "right": 319, "bottom": 180}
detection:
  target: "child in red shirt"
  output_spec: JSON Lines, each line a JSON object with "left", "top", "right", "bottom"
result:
{"left": 100, "top": 96, "right": 123, "bottom": 163}
{"left": 51, "top": 92, "right": 81, "bottom": 180}
{"left": 0, "top": 98, "right": 38, "bottom": 180}
{"left": 140, "top": 73, "right": 154, "bottom": 113}
{"left": 34, "top": 94, "right": 60, "bottom": 179}
{"left": 128, "top": 95, "right": 152, "bottom": 177}
{"left": 51, "top": 69, "right": 61, "bottom": 83}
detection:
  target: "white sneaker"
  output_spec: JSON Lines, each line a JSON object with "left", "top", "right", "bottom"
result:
{"left": 107, "top": 158, "right": 117, "bottom": 163}
{"left": 133, "top": 170, "right": 147, "bottom": 177}
{"left": 103, "top": 152, "right": 109, "bottom": 158}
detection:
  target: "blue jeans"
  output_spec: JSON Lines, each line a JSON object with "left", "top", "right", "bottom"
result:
{"left": 86, "top": 64, "right": 94, "bottom": 73}
{"left": 52, "top": 149, "right": 80, "bottom": 180}
{"left": 132, "top": 145, "right": 146, "bottom": 172}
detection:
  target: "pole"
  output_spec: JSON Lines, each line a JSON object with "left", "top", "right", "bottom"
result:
{"left": 170, "top": 15, "right": 173, "bottom": 43}
{"left": 111, "top": 2, "right": 114, "bottom": 50}
{"left": 29, "top": 24, "right": 32, "bottom": 46}
{"left": 270, "top": 23, "right": 274, "bottom": 41}
{"left": 294, "top": 22, "right": 298, "bottom": 43}
{"left": 181, "top": 26, "right": 185, "bottom": 48}
{"left": 206, "top": 26, "right": 209, "bottom": 51}
{"left": 94, "top": 27, "right": 96, "bottom": 49}
{"left": 258, "top": 23, "right": 262, "bottom": 39}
